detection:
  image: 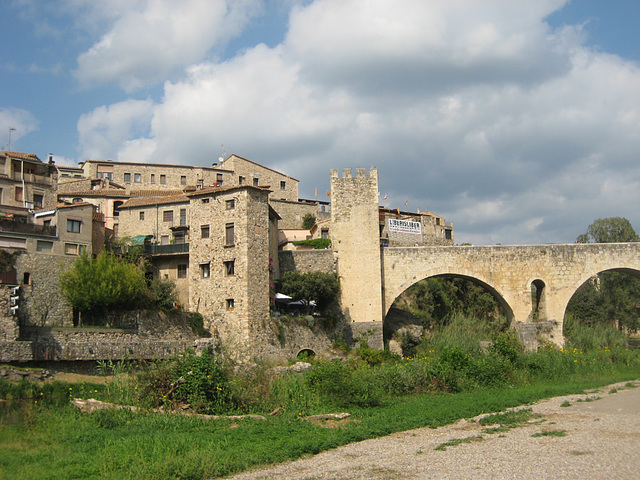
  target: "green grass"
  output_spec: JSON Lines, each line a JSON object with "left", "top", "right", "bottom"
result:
{"left": 2, "top": 371, "right": 639, "bottom": 479}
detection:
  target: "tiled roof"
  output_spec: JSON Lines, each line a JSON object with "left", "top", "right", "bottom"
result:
{"left": 186, "top": 184, "right": 271, "bottom": 198}
{"left": 130, "top": 189, "right": 183, "bottom": 197}
{"left": 0, "top": 151, "right": 42, "bottom": 162}
{"left": 58, "top": 190, "right": 131, "bottom": 198}
{"left": 119, "top": 194, "right": 189, "bottom": 209}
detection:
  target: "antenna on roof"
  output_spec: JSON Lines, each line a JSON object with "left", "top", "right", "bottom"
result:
{"left": 6, "top": 127, "right": 15, "bottom": 150}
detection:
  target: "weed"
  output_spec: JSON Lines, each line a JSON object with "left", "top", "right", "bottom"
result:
{"left": 435, "top": 435, "right": 483, "bottom": 451}
{"left": 532, "top": 429, "right": 566, "bottom": 437}
{"left": 560, "top": 401, "right": 572, "bottom": 407}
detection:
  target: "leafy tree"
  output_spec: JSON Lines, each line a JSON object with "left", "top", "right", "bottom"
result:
{"left": 59, "top": 251, "right": 147, "bottom": 321}
{"left": 301, "top": 213, "right": 316, "bottom": 229}
{"left": 576, "top": 217, "right": 639, "bottom": 243}
{"left": 279, "top": 271, "right": 339, "bottom": 313}
{"left": 568, "top": 217, "right": 640, "bottom": 332}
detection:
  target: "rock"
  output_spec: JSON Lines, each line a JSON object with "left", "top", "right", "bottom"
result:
{"left": 388, "top": 339, "right": 403, "bottom": 356}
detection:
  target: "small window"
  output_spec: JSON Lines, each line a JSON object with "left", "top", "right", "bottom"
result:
{"left": 67, "top": 219, "right": 81, "bottom": 233}
{"left": 216, "top": 173, "right": 223, "bottom": 186}
{"left": 151, "top": 174, "right": 156, "bottom": 184}
{"left": 15, "top": 186, "right": 23, "bottom": 202}
{"left": 201, "top": 198, "right": 210, "bottom": 204}
{"left": 73, "top": 198, "right": 83, "bottom": 204}
{"left": 160, "top": 174, "right": 167, "bottom": 184}
{"left": 160, "top": 235, "right": 170, "bottom": 245}
{"left": 226, "top": 199, "right": 235, "bottom": 210}
{"left": 23, "top": 272, "right": 31, "bottom": 285}
{"left": 139, "top": 211, "right": 145, "bottom": 221}
{"left": 64, "top": 243, "right": 83, "bottom": 255}
{"left": 124, "top": 173, "right": 131, "bottom": 183}
{"left": 280, "top": 181, "right": 286, "bottom": 190}
{"left": 163, "top": 210, "right": 173, "bottom": 223}
{"left": 238, "top": 176, "right": 244, "bottom": 185}
{"left": 201, "top": 225, "right": 210, "bottom": 238}
{"left": 177, "top": 264, "right": 187, "bottom": 279}
{"left": 224, "top": 260, "right": 235, "bottom": 276}
{"left": 134, "top": 173, "right": 141, "bottom": 183}
{"left": 225, "top": 223, "right": 234, "bottom": 246}
{"left": 36, "top": 240, "right": 53, "bottom": 252}
{"left": 321, "top": 229, "right": 329, "bottom": 239}
{"left": 179, "top": 208, "right": 187, "bottom": 226}
{"left": 33, "top": 194, "right": 44, "bottom": 208}
{"left": 174, "top": 232, "right": 185, "bottom": 244}
{"left": 253, "top": 177, "right": 259, "bottom": 186}
{"left": 200, "top": 263, "right": 210, "bottom": 278}
{"left": 226, "top": 298, "right": 234, "bottom": 310}
{"left": 181, "top": 175, "right": 187, "bottom": 185}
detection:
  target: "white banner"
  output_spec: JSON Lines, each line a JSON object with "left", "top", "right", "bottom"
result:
{"left": 388, "top": 219, "right": 421, "bottom": 234}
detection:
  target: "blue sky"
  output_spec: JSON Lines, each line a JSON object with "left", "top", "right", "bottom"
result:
{"left": 1, "top": 0, "right": 639, "bottom": 245}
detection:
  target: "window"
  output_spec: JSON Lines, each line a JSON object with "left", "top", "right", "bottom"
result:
{"left": 238, "top": 176, "right": 245, "bottom": 185}
{"left": 65, "top": 243, "right": 84, "bottom": 255}
{"left": 226, "top": 199, "right": 235, "bottom": 210}
{"left": 33, "top": 194, "right": 43, "bottom": 209}
{"left": 160, "top": 174, "right": 167, "bottom": 184}
{"left": 280, "top": 181, "right": 286, "bottom": 190}
{"left": 124, "top": 173, "right": 131, "bottom": 183}
{"left": 181, "top": 175, "right": 187, "bottom": 185}
{"left": 73, "top": 198, "right": 83, "bottom": 204}
{"left": 201, "top": 198, "right": 210, "bottom": 204}
{"left": 0, "top": 187, "right": 3, "bottom": 204}
{"left": 201, "top": 225, "right": 210, "bottom": 238}
{"left": 216, "top": 173, "right": 223, "bottom": 186}
{"left": 139, "top": 211, "right": 145, "bottom": 221}
{"left": 321, "top": 229, "right": 329, "bottom": 239}
{"left": 23, "top": 272, "right": 31, "bottom": 285}
{"left": 160, "top": 235, "right": 170, "bottom": 245}
{"left": 98, "top": 172, "right": 114, "bottom": 180}
{"left": 179, "top": 208, "right": 187, "bottom": 226}
{"left": 67, "top": 219, "right": 81, "bottom": 233}
{"left": 177, "top": 264, "right": 187, "bottom": 278}
{"left": 253, "top": 177, "right": 259, "bottom": 186}
{"left": 36, "top": 240, "right": 53, "bottom": 252}
{"left": 173, "top": 232, "right": 185, "bottom": 244}
{"left": 200, "top": 263, "right": 210, "bottom": 278}
{"left": 226, "top": 298, "right": 234, "bottom": 310}
{"left": 224, "top": 260, "right": 235, "bottom": 276}
{"left": 113, "top": 200, "right": 123, "bottom": 217}
{"left": 134, "top": 173, "right": 141, "bottom": 183}
{"left": 163, "top": 210, "right": 173, "bottom": 223}
{"left": 225, "top": 223, "right": 234, "bottom": 246}
{"left": 151, "top": 174, "right": 156, "bottom": 184}
{"left": 15, "top": 186, "right": 23, "bottom": 202}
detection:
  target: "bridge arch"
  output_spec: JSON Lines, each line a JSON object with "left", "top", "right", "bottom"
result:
{"left": 384, "top": 273, "right": 515, "bottom": 324}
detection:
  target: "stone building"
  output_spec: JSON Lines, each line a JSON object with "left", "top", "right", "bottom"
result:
{"left": 0, "top": 151, "right": 58, "bottom": 216}
{"left": 379, "top": 207, "right": 454, "bottom": 247}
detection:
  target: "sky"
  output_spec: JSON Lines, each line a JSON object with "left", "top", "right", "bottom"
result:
{"left": 0, "top": 0, "right": 638, "bottom": 246}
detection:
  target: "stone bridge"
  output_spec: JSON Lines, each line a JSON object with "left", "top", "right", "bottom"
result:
{"left": 330, "top": 167, "right": 640, "bottom": 349}
{"left": 381, "top": 243, "right": 640, "bottom": 348}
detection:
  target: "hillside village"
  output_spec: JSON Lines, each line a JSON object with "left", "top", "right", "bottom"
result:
{"left": 0, "top": 150, "right": 453, "bottom": 361}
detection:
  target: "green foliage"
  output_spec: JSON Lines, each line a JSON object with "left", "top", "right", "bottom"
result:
{"left": 395, "top": 277, "right": 502, "bottom": 329}
{"left": 144, "top": 277, "right": 178, "bottom": 311}
{"left": 291, "top": 238, "right": 331, "bottom": 249}
{"left": 577, "top": 217, "right": 640, "bottom": 243}
{"left": 304, "top": 359, "right": 382, "bottom": 407}
{"left": 279, "top": 271, "right": 339, "bottom": 312}
{"left": 0, "top": 249, "right": 20, "bottom": 272}
{"left": 186, "top": 312, "right": 208, "bottom": 337}
{"left": 564, "top": 315, "right": 628, "bottom": 350}
{"left": 301, "top": 213, "right": 316, "bottom": 229}
{"left": 59, "top": 251, "right": 147, "bottom": 317}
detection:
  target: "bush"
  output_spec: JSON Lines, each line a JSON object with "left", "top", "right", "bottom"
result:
{"left": 305, "top": 359, "right": 382, "bottom": 408}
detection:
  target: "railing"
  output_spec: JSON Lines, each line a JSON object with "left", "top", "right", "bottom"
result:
{"left": 0, "top": 220, "right": 56, "bottom": 236}
{"left": 144, "top": 243, "right": 189, "bottom": 255}
{"left": 11, "top": 172, "right": 52, "bottom": 185}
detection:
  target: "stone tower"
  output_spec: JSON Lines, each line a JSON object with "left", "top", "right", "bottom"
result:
{"left": 330, "top": 168, "right": 383, "bottom": 348}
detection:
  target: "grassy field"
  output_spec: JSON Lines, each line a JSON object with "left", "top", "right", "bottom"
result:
{"left": 2, "top": 338, "right": 640, "bottom": 479}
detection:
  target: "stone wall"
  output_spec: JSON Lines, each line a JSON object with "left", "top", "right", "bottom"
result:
{"left": 270, "top": 199, "right": 330, "bottom": 230}
{"left": 219, "top": 155, "right": 299, "bottom": 201}
{"left": 278, "top": 250, "right": 337, "bottom": 276}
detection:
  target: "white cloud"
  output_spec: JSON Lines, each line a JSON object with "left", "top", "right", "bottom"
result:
{"left": 74, "top": 0, "right": 263, "bottom": 91}
{"left": 77, "top": 99, "right": 155, "bottom": 159}
{"left": 0, "top": 108, "right": 39, "bottom": 150}
{"left": 76, "top": 0, "right": 640, "bottom": 244}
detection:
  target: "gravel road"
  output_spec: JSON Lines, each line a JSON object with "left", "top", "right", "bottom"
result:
{"left": 226, "top": 380, "right": 640, "bottom": 480}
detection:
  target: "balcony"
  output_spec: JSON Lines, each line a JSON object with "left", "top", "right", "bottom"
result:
{"left": 0, "top": 219, "right": 56, "bottom": 236}
{"left": 144, "top": 243, "right": 189, "bottom": 255}
{"left": 11, "top": 172, "right": 53, "bottom": 186}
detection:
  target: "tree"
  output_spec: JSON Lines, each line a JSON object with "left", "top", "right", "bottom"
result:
{"left": 59, "top": 251, "right": 147, "bottom": 323}
{"left": 576, "top": 217, "right": 639, "bottom": 243}
{"left": 279, "top": 271, "right": 339, "bottom": 313}
{"left": 302, "top": 213, "right": 316, "bottom": 229}
{"left": 568, "top": 217, "right": 640, "bottom": 332}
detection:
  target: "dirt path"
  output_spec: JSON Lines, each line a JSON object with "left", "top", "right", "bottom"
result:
{"left": 226, "top": 381, "right": 640, "bottom": 480}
